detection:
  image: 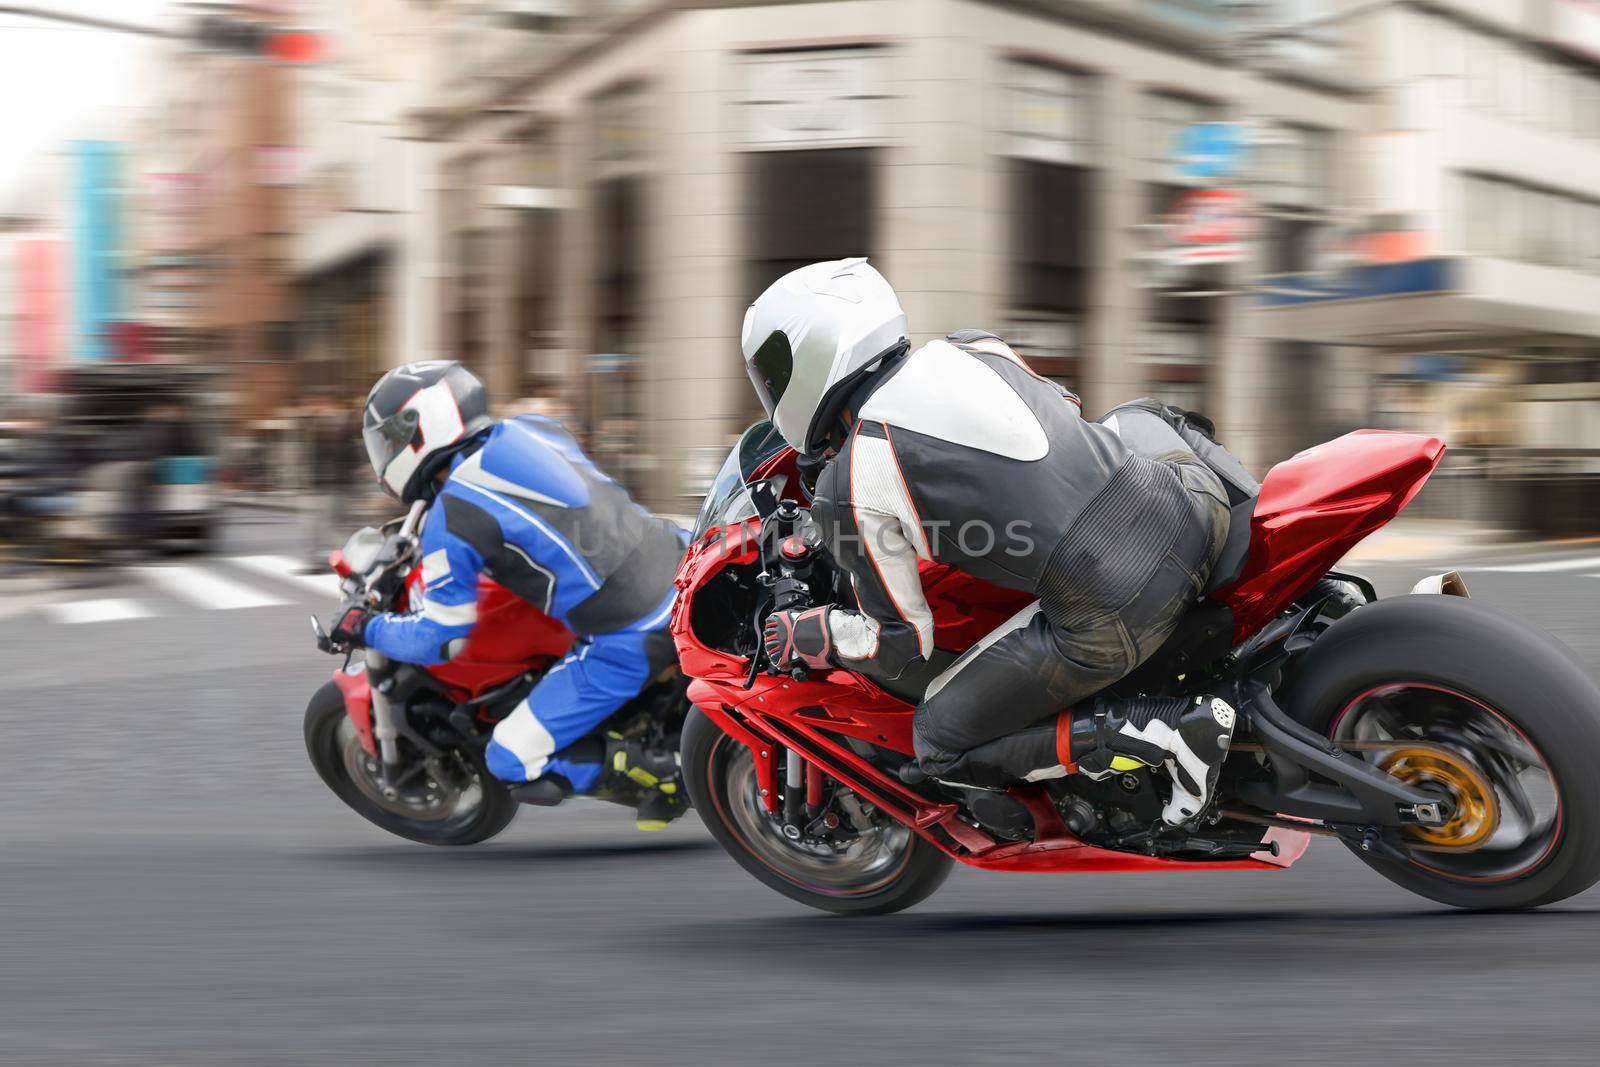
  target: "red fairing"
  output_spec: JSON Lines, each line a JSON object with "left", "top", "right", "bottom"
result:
{"left": 672, "top": 515, "right": 1304, "bottom": 875}
{"left": 331, "top": 668, "right": 376, "bottom": 757}
{"left": 1217, "top": 430, "right": 1445, "bottom": 639}
{"left": 404, "top": 569, "right": 575, "bottom": 701}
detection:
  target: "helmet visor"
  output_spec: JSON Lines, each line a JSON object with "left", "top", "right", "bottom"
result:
{"left": 745, "top": 329, "right": 793, "bottom": 420}
{"left": 361, "top": 406, "right": 420, "bottom": 480}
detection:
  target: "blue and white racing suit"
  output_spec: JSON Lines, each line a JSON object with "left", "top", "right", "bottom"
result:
{"left": 363, "top": 416, "right": 687, "bottom": 792}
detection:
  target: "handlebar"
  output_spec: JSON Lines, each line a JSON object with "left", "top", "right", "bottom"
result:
{"left": 748, "top": 499, "right": 833, "bottom": 684}
{"left": 312, "top": 499, "right": 428, "bottom": 656}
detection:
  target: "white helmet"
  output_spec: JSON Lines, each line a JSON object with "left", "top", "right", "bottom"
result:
{"left": 741, "top": 257, "right": 908, "bottom": 455}
{"left": 362, "top": 360, "right": 493, "bottom": 502}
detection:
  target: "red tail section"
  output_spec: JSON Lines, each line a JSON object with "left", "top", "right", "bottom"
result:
{"left": 1218, "top": 430, "right": 1445, "bottom": 639}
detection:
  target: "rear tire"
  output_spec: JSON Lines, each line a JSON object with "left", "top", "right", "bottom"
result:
{"left": 681, "top": 708, "right": 953, "bottom": 915}
{"left": 304, "top": 681, "right": 517, "bottom": 846}
{"left": 1286, "top": 595, "right": 1600, "bottom": 909}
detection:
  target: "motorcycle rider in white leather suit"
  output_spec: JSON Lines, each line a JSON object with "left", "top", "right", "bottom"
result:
{"left": 744, "top": 258, "right": 1236, "bottom": 826}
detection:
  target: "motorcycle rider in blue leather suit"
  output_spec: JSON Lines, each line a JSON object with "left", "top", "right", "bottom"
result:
{"left": 329, "top": 361, "right": 688, "bottom": 828}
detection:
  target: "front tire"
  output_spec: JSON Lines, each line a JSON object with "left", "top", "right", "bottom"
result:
{"left": 681, "top": 708, "right": 953, "bottom": 915}
{"left": 304, "top": 681, "right": 517, "bottom": 846}
{"left": 1287, "top": 595, "right": 1600, "bottom": 909}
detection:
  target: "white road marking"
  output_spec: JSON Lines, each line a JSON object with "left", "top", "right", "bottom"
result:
{"left": 44, "top": 598, "right": 153, "bottom": 625}
{"left": 134, "top": 564, "right": 287, "bottom": 610}
{"left": 1464, "top": 555, "right": 1600, "bottom": 574}
{"left": 229, "top": 555, "right": 342, "bottom": 599}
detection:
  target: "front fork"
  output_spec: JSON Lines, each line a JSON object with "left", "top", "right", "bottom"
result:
{"left": 366, "top": 652, "right": 404, "bottom": 789}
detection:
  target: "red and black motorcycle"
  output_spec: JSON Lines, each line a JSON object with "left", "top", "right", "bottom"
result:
{"left": 304, "top": 501, "right": 687, "bottom": 846}
{"left": 673, "top": 422, "right": 1600, "bottom": 914}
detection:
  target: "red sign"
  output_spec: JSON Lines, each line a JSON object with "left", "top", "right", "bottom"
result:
{"left": 1166, "top": 188, "right": 1252, "bottom": 264}
{"left": 17, "top": 238, "right": 66, "bottom": 393}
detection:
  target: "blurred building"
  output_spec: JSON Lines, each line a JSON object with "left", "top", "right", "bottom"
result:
{"left": 397, "top": 0, "right": 1368, "bottom": 510}
{"left": 1260, "top": 0, "right": 1600, "bottom": 532}
{"left": 287, "top": 0, "right": 440, "bottom": 405}
{"left": 135, "top": 3, "right": 297, "bottom": 432}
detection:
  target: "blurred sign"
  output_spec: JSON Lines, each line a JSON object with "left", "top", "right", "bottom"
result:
{"left": 744, "top": 49, "right": 883, "bottom": 146}
{"left": 71, "top": 141, "right": 123, "bottom": 363}
{"left": 193, "top": 16, "right": 323, "bottom": 63}
{"left": 1174, "top": 122, "right": 1245, "bottom": 182}
{"left": 1166, "top": 188, "right": 1251, "bottom": 264}
{"left": 17, "top": 239, "right": 66, "bottom": 393}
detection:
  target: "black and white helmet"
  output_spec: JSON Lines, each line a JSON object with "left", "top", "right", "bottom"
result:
{"left": 741, "top": 257, "right": 908, "bottom": 455}
{"left": 362, "top": 361, "right": 492, "bottom": 502}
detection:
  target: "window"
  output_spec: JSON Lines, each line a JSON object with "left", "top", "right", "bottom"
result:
{"left": 1141, "top": 321, "right": 1209, "bottom": 414}
{"left": 1458, "top": 172, "right": 1600, "bottom": 270}
{"left": 593, "top": 84, "right": 650, "bottom": 175}
{"left": 1257, "top": 124, "right": 1327, "bottom": 209}
{"left": 1005, "top": 61, "right": 1091, "bottom": 165}
{"left": 1409, "top": 7, "right": 1600, "bottom": 138}
{"left": 1009, "top": 159, "right": 1091, "bottom": 315}
{"left": 997, "top": 61, "right": 1097, "bottom": 384}
{"left": 745, "top": 148, "right": 876, "bottom": 295}
{"left": 1580, "top": 75, "right": 1600, "bottom": 139}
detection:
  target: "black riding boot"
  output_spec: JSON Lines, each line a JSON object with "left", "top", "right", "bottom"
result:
{"left": 600, "top": 735, "right": 687, "bottom": 831}
{"left": 914, "top": 694, "right": 1235, "bottom": 826}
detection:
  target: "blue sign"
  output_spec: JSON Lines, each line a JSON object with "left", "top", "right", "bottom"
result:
{"left": 71, "top": 140, "right": 123, "bottom": 362}
{"left": 1174, "top": 122, "right": 1245, "bottom": 182}
{"left": 1258, "top": 258, "right": 1456, "bottom": 308}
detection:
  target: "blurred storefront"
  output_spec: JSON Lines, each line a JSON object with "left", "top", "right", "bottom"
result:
{"left": 414, "top": 0, "right": 1363, "bottom": 510}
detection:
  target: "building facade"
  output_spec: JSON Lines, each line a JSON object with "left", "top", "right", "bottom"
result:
{"left": 1260, "top": 0, "right": 1600, "bottom": 532}
{"left": 407, "top": 0, "right": 1366, "bottom": 511}
{"left": 132, "top": 3, "right": 298, "bottom": 428}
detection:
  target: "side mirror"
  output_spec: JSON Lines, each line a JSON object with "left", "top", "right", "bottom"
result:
{"left": 339, "top": 526, "right": 386, "bottom": 574}
{"left": 747, "top": 474, "right": 788, "bottom": 520}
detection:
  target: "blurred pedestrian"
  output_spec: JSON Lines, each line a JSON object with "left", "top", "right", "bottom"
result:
{"left": 498, "top": 374, "right": 578, "bottom": 428}
{"left": 303, "top": 398, "right": 356, "bottom": 572}
{"left": 123, "top": 400, "right": 197, "bottom": 560}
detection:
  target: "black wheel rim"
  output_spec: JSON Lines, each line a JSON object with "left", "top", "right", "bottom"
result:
{"left": 1332, "top": 683, "right": 1562, "bottom": 882}
{"left": 335, "top": 718, "right": 488, "bottom": 833}
{"left": 706, "top": 734, "right": 914, "bottom": 897}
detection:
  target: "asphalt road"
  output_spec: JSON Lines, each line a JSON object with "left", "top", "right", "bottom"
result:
{"left": 7, "top": 512, "right": 1600, "bottom": 1065}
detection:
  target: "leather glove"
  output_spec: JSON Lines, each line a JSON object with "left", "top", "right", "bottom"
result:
{"left": 327, "top": 604, "right": 374, "bottom": 650}
{"left": 763, "top": 607, "right": 833, "bottom": 672}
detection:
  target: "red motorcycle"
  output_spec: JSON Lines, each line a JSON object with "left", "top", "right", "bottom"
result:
{"left": 304, "top": 501, "right": 687, "bottom": 846}
{"left": 673, "top": 423, "right": 1600, "bottom": 914}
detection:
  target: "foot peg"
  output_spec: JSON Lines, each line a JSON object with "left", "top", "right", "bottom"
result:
{"left": 509, "top": 778, "right": 569, "bottom": 807}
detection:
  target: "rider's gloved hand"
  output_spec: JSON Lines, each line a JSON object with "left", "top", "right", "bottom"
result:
{"left": 763, "top": 607, "right": 833, "bottom": 671}
{"left": 328, "top": 604, "right": 375, "bottom": 650}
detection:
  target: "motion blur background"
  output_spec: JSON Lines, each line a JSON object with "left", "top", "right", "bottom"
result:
{"left": 7, "top": 0, "right": 1600, "bottom": 552}
{"left": 11, "top": 7, "right": 1600, "bottom": 1064}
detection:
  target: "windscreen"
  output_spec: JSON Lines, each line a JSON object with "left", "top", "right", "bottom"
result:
{"left": 690, "top": 421, "right": 788, "bottom": 539}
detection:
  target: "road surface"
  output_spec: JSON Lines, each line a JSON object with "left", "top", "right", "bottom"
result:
{"left": 5, "top": 514, "right": 1600, "bottom": 1064}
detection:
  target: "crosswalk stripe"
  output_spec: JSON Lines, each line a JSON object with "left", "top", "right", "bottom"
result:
{"left": 1464, "top": 555, "right": 1600, "bottom": 574}
{"left": 44, "top": 598, "right": 153, "bottom": 625}
{"left": 229, "top": 555, "right": 343, "bottom": 599}
{"left": 134, "top": 564, "right": 287, "bottom": 610}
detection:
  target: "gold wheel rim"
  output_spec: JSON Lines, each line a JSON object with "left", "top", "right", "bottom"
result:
{"left": 1379, "top": 746, "right": 1499, "bottom": 849}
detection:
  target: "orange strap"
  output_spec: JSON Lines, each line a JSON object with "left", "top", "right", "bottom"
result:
{"left": 1054, "top": 710, "right": 1076, "bottom": 774}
